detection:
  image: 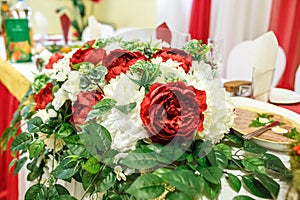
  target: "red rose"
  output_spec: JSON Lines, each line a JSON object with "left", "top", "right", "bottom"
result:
{"left": 45, "top": 53, "right": 64, "bottom": 69}
{"left": 152, "top": 48, "right": 193, "bottom": 73}
{"left": 70, "top": 47, "right": 106, "bottom": 67}
{"left": 91, "top": 0, "right": 101, "bottom": 3}
{"left": 71, "top": 91, "right": 104, "bottom": 126}
{"left": 140, "top": 81, "right": 207, "bottom": 144}
{"left": 102, "top": 49, "right": 147, "bottom": 81}
{"left": 34, "top": 83, "right": 54, "bottom": 110}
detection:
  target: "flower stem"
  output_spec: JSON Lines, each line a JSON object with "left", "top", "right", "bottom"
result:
{"left": 80, "top": 165, "right": 104, "bottom": 200}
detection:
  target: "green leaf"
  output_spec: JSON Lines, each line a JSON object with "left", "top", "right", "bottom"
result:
{"left": 158, "top": 144, "right": 186, "bottom": 163}
{"left": 166, "top": 191, "right": 191, "bottom": 200}
{"left": 207, "top": 149, "right": 228, "bottom": 169}
{"left": 54, "top": 184, "right": 70, "bottom": 195}
{"left": 254, "top": 171, "right": 280, "bottom": 199}
{"left": 203, "top": 181, "right": 221, "bottom": 200}
{"left": 82, "top": 171, "right": 96, "bottom": 193}
{"left": 226, "top": 173, "right": 241, "bottom": 193}
{"left": 56, "top": 123, "right": 74, "bottom": 138}
{"left": 233, "top": 195, "right": 255, "bottom": 200}
{"left": 115, "top": 102, "right": 137, "bottom": 114}
{"left": 1, "top": 127, "right": 17, "bottom": 150}
{"left": 243, "top": 140, "right": 267, "bottom": 154}
{"left": 11, "top": 110, "right": 22, "bottom": 126}
{"left": 48, "top": 184, "right": 70, "bottom": 199}
{"left": 57, "top": 195, "right": 77, "bottom": 200}
{"left": 51, "top": 159, "right": 79, "bottom": 179}
{"left": 162, "top": 170, "right": 204, "bottom": 198}
{"left": 67, "top": 143, "right": 91, "bottom": 158}
{"left": 14, "top": 157, "right": 28, "bottom": 175}
{"left": 29, "top": 140, "right": 44, "bottom": 159}
{"left": 214, "top": 143, "right": 232, "bottom": 160}
{"left": 225, "top": 133, "right": 244, "bottom": 147}
{"left": 11, "top": 132, "right": 33, "bottom": 151}
{"left": 242, "top": 157, "right": 265, "bottom": 174}
{"left": 93, "top": 98, "right": 117, "bottom": 112}
{"left": 82, "top": 157, "right": 100, "bottom": 174}
{"left": 126, "top": 173, "right": 165, "bottom": 199}
{"left": 196, "top": 140, "right": 213, "bottom": 158}
{"left": 24, "top": 184, "right": 47, "bottom": 200}
{"left": 95, "top": 167, "right": 116, "bottom": 192}
{"left": 26, "top": 158, "right": 43, "bottom": 181}
{"left": 242, "top": 175, "right": 272, "bottom": 198}
{"left": 27, "top": 117, "right": 43, "bottom": 133}
{"left": 259, "top": 153, "right": 292, "bottom": 178}
{"left": 197, "top": 166, "right": 223, "bottom": 184}
{"left": 120, "top": 151, "right": 158, "bottom": 169}
{"left": 63, "top": 135, "right": 82, "bottom": 145}
{"left": 79, "top": 121, "right": 112, "bottom": 157}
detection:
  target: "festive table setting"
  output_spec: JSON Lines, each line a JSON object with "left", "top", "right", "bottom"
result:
{"left": 0, "top": 25, "right": 300, "bottom": 200}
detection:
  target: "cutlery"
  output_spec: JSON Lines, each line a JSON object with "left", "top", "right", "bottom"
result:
{"left": 242, "top": 121, "right": 280, "bottom": 140}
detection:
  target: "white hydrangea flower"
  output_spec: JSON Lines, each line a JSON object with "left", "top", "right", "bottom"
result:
{"left": 101, "top": 74, "right": 148, "bottom": 152}
{"left": 51, "top": 56, "right": 71, "bottom": 82}
{"left": 151, "top": 58, "right": 187, "bottom": 84}
{"left": 185, "top": 61, "right": 235, "bottom": 143}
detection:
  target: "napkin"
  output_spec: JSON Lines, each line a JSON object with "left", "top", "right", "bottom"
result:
{"left": 252, "top": 31, "right": 278, "bottom": 102}
{"left": 88, "top": 16, "right": 102, "bottom": 40}
{"left": 156, "top": 22, "right": 172, "bottom": 44}
{"left": 60, "top": 13, "right": 71, "bottom": 45}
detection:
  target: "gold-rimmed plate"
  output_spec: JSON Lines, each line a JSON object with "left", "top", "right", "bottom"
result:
{"left": 231, "top": 97, "right": 300, "bottom": 151}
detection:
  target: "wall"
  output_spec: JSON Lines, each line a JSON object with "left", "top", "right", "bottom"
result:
{"left": 5, "top": 0, "right": 156, "bottom": 35}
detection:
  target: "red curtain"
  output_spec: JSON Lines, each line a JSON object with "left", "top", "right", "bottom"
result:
{"left": 269, "top": 0, "right": 300, "bottom": 90}
{"left": 189, "top": 0, "right": 211, "bottom": 43}
{"left": 0, "top": 82, "right": 19, "bottom": 200}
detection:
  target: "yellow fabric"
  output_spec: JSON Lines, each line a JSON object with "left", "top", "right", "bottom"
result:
{"left": 0, "top": 59, "right": 31, "bottom": 101}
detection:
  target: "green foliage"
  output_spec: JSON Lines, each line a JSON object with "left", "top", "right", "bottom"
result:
{"left": 248, "top": 113, "right": 274, "bottom": 127}
{"left": 183, "top": 40, "right": 211, "bottom": 62}
{"left": 284, "top": 128, "right": 300, "bottom": 140}
{"left": 128, "top": 61, "right": 161, "bottom": 92}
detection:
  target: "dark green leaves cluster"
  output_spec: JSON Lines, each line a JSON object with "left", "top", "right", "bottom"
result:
{"left": 119, "top": 39, "right": 159, "bottom": 58}
{"left": 128, "top": 61, "right": 160, "bottom": 92}
{"left": 183, "top": 39, "right": 211, "bottom": 62}
{"left": 284, "top": 128, "right": 300, "bottom": 140}
{"left": 79, "top": 66, "right": 107, "bottom": 91}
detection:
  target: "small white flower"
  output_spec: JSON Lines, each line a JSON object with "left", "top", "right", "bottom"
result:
{"left": 51, "top": 57, "right": 71, "bottom": 82}
{"left": 114, "top": 166, "right": 126, "bottom": 181}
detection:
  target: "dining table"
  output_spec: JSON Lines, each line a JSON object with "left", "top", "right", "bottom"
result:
{"left": 0, "top": 50, "right": 300, "bottom": 200}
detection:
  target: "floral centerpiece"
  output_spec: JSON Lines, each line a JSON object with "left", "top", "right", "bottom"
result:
{"left": 1, "top": 32, "right": 291, "bottom": 200}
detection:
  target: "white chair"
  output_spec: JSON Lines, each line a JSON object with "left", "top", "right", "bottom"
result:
{"left": 226, "top": 40, "right": 286, "bottom": 87}
{"left": 295, "top": 65, "right": 300, "bottom": 94}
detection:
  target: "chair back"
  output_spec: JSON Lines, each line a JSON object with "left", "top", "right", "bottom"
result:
{"left": 226, "top": 40, "right": 286, "bottom": 87}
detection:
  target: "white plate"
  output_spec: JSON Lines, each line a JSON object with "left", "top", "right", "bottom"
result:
{"left": 231, "top": 97, "right": 300, "bottom": 151}
{"left": 270, "top": 88, "right": 300, "bottom": 104}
